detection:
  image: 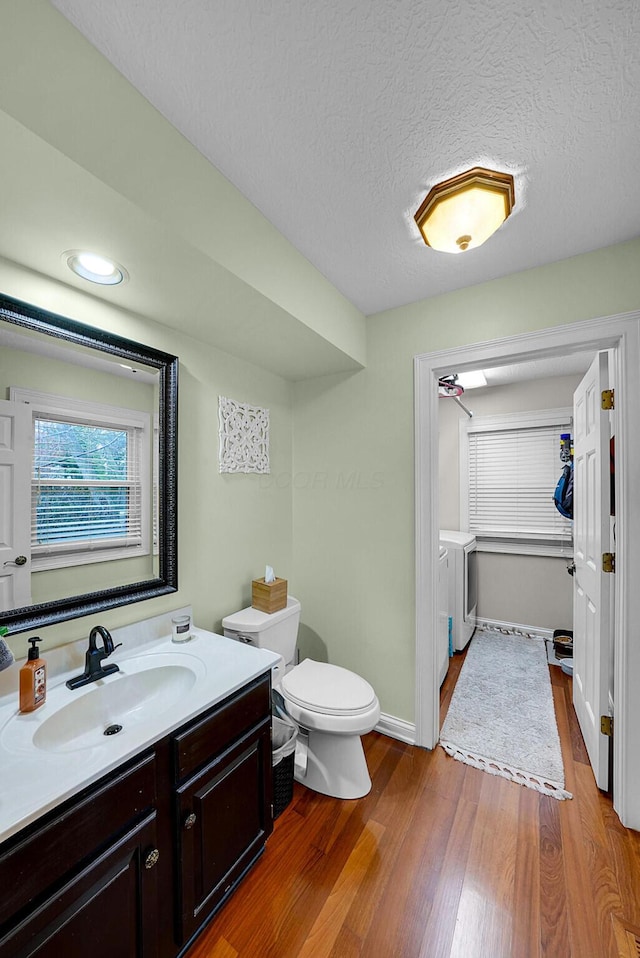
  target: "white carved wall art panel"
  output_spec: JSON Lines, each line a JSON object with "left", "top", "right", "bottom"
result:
{"left": 218, "top": 396, "right": 270, "bottom": 474}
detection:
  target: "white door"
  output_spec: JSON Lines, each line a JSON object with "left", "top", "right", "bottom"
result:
{"left": 573, "top": 352, "right": 612, "bottom": 790}
{"left": 0, "top": 399, "right": 31, "bottom": 611}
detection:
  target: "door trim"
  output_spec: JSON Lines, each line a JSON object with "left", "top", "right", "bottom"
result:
{"left": 414, "top": 310, "right": 640, "bottom": 829}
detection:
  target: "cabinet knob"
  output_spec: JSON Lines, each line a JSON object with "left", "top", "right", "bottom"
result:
{"left": 144, "top": 848, "right": 160, "bottom": 870}
{"left": 184, "top": 812, "right": 197, "bottom": 830}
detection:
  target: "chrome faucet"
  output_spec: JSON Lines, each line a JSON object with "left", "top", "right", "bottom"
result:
{"left": 66, "top": 626, "right": 122, "bottom": 689}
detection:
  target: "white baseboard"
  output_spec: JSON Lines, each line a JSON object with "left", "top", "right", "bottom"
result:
{"left": 475, "top": 616, "right": 554, "bottom": 641}
{"left": 376, "top": 712, "right": 416, "bottom": 745}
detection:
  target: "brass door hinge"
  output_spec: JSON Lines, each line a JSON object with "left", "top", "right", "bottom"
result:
{"left": 603, "top": 552, "right": 616, "bottom": 573}
{"left": 601, "top": 715, "right": 613, "bottom": 737}
{"left": 601, "top": 388, "right": 615, "bottom": 410}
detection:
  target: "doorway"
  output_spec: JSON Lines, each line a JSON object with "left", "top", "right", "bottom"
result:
{"left": 438, "top": 362, "right": 580, "bottom": 640}
{"left": 414, "top": 311, "right": 640, "bottom": 829}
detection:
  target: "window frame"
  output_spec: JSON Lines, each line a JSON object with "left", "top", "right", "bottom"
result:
{"left": 459, "top": 406, "right": 574, "bottom": 557}
{"left": 10, "top": 386, "right": 152, "bottom": 572}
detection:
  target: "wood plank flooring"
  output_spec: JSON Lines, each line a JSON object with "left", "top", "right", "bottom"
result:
{"left": 185, "top": 655, "right": 640, "bottom": 958}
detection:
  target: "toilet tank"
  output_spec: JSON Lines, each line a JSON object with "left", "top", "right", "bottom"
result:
{"left": 222, "top": 597, "right": 301, "bottom": 666}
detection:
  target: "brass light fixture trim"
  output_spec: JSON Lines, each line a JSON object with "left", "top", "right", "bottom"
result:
{"left": 414, "top": 166, "right": 516, "bottom": 254}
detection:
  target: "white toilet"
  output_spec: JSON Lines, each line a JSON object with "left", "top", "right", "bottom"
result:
{"left": 222, "top": 597, "right": 380, "bottom": 799}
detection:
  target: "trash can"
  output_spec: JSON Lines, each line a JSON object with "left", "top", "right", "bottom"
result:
{"left": 272, "top": 715, "right": 297, "bottom": 818}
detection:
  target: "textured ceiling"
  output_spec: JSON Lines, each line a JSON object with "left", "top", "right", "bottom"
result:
{"left": 50, "top": 0, "right": 640, "bottom": 316}
{"left": 440, "top": 351, "right": 593, "bottom": 389}
{"left": 482, "top": 352, "right": 594, "bottom": 386}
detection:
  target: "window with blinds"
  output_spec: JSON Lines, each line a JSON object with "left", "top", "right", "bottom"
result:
{"left": 10, "top": 387, "right": 151, "bottom": 572}
{"left": 32, "top": 416, "right": 144, "bottom": 555}
{"left": 460, "top": 408, "right": 573, "bottom": 555}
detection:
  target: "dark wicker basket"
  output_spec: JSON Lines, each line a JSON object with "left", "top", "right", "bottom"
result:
{"left": 273, "top": 751, "right": 295, "bottom": 818}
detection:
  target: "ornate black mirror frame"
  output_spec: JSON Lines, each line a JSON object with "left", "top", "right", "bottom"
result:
{"left": 0, "top": 293, "right": 178, "bottom": 634}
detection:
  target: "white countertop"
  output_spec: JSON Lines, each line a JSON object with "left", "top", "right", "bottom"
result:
{"left": 0, "top": 610, "right": 279, "bottom": 844}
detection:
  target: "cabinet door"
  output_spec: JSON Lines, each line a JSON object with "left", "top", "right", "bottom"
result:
{"left": 0, "top": 813, "right": 159, "bottom": 958}
{"left": 176, "top": 720, "right": 272, "bottom": 943}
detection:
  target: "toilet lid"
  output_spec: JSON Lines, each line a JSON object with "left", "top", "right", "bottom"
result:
{"left": 281, "top": 659, "right": 377, "bottom": 716}
{"left": 221, "top": 597, "right": 300, "bottom": 632}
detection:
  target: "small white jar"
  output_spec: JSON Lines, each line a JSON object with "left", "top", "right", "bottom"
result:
{"left": 171, "top": 614, "right": 192, "bottom": 643}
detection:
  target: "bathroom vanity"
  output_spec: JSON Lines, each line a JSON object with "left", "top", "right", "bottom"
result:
{"left": 0, "top": 618, "right": 278, "bottom": 957}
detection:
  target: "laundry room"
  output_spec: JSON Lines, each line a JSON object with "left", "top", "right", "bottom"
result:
{"left": 431, "top": 344, "right": 619, "bottom": 800}
{"left": 437, "top": 360, "right": 586, "bottom": 639}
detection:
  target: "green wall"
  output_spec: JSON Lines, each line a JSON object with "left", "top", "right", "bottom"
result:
{"left": 4, "top": 238, "right": 640, "bottom": 724}
{"left": 1, "top": 258, "right": 293, "bottom": 657}
{"left": 292, "top": 238, "right": 640, "bottom": 723}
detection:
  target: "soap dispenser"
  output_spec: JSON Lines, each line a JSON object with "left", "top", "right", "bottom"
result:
{"left": 19, "top": 637, "right": 47, "bottom": 713}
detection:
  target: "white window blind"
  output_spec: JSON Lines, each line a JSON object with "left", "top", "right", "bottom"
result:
{"left": 461, "top": 408, "right": 573, "bottom": 554}
{"left": 10, "top": 386, "right": 151, "bottom": 572}
{"left": 32, "top": 415, "right": 144, "bottom": 555}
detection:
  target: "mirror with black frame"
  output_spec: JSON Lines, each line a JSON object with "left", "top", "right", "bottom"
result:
{"left": 0, "top": 293, "right": 178, "bottom": 634}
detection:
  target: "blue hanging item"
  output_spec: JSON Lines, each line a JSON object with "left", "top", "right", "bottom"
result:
{"left": 554, "top": 462, "right": 573, "bottom": 519}
{"left": 559, "top": 433, "right": 573, "bottom": 463}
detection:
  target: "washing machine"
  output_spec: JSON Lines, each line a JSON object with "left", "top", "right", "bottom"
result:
{"left": 439, "top": 530, "right": 477, "bottom": 651}
{"left": 438, "top": 544, "right": 450, "bottom": 685}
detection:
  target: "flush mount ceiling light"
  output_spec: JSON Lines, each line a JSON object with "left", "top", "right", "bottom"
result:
{"left": 414, "top": 167, "right": 515, "bottom": 254}
{"left": 64, "top": 250, "right": 128, "bottom": 285}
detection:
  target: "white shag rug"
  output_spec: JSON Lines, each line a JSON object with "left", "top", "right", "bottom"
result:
{"left": 440, "top": 630, "right": 572, "bottom": 800}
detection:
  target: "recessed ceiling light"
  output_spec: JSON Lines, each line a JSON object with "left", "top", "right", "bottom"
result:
{"left": 414, "top": 167, "right": 515, "bottom": 253}
{"left": 64, "top": 250, "right": 128, "bottom": 285}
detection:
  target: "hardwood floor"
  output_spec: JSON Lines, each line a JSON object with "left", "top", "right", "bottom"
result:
{"left": 185, "top": 656, "right": 640, "bottom": 958}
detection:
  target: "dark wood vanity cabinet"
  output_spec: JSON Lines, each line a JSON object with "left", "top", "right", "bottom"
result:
{"left": 0, "top": 673, "right": 273, "bottom": 958}
{"left": 0, "top": 753, "right": 160, "bottom": 958}
{"left": 0, "top": 813, "right": 160, "bottom": 958}
{"left": 173, "top": 673, "right": 273, "bottom": 944}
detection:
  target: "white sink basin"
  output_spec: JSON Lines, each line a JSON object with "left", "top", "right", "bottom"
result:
{"left": 4, "top": 652, "right": 206, "bottom": 754}
{"left": 0, "top": 624, "right": 282, "bottom": 844}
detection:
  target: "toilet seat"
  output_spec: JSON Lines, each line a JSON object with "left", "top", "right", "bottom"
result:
{"left": 281, "top": 659, "right": 376, "bottom": 716}
{"left": 280, "top": 659, "right": 380, "bottom": 736}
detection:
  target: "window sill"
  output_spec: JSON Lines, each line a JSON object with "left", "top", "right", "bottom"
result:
{"left": 32, "top": 545, "right": 149, "bottom": 572}
{"left": 476, "top": 538, "right": 574, "bottom": 559}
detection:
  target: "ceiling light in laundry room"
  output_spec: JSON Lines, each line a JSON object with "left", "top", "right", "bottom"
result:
{"left": 456, "top": 370, "right": 487, "bottom": 389}
{"left": 414, "top": 167, "right": 515, "bottom": 253}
